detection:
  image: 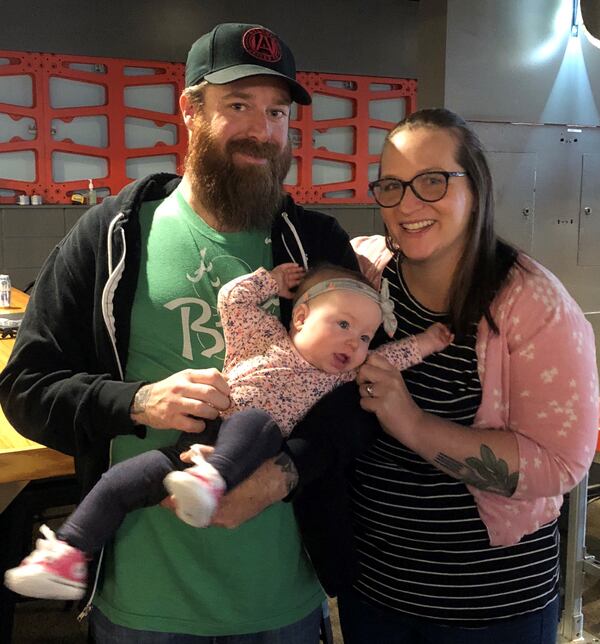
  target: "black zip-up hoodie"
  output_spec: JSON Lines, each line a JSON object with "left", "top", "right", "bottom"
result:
{"left": 0, "top": 174, "right": 358, "bottom": 496}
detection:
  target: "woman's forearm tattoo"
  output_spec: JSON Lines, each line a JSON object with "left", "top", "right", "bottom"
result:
{"left": 434, "top": 444, "right": 518, "bottom": 497}
{"left": 274, "top": 452, "right": 299, "bottom": 495}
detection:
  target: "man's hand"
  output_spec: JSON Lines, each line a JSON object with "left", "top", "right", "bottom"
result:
{"left": 211, "top": 454, "right": 296, "bottom": 528}
{"left": 270, "top": 263, "right": 305, "bottom": 299}
{"left": 130, "top": 368, "right": 230, "bottom": 432}
{"left": 167, "top": 446, "right": 298, "bottom": 528}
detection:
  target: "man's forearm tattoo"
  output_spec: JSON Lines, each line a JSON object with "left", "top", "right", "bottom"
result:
{"left": 130, "top": 384, "right": 152, "bottom": 416}
{"left": 274, "top": 452, "right": 299, "bottom": 495}
{"left": 434, "top": 444, "right": 518, "bottom": 497}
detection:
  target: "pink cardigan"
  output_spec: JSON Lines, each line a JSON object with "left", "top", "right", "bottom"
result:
{"left": 352, "top": 235, "right": 599, "bottom": 546}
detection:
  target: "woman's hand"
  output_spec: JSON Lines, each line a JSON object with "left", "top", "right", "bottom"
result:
{"left": 357, "top": 354, "right": 521, "bottom": 497}
{"left": 357, "top": 353, "right": 424, "bottom": 442}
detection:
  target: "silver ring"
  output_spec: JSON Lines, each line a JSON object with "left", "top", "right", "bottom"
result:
{"left": 366, "top": 383, "right": 374, "bottom": 397}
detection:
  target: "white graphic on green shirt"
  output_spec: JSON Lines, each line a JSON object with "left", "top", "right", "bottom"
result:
{"left": 164, "top": 249, "right": 279, "bottom": 360}
{"left": 186, "top": 247, "right": 220, "bottom": 288}
{"left": 164, "top": 296, "right": 224, "bottom": 359}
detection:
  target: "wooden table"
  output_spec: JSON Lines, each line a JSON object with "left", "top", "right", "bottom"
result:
{"left": 0, "top": 289, "right": 74, "bottom": 511}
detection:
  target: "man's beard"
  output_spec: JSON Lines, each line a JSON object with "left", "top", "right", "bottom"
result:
{"left": 185, "top": 118, "right": 292, "bottom": 231}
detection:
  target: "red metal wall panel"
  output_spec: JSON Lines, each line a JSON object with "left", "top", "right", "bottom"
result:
{"left": 0, "top": 51, "right": 45, "bottom": 199}
{"left": 42, "top": 53, "right": 185, "bottom": 202}
{"left": 291, "top": 72, "right": 417, "bottom": 204}
{"left": 0, "top": 50, "right": 416, "bottom": 205}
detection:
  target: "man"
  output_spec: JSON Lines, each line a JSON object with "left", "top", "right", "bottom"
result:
{"left": 0, "top": 23, "right": 357, "bottom": 642}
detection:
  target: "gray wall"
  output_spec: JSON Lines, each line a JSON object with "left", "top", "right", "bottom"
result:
{"left": 417, "top": 0, "right": 600, "bottom": 366}
{"left": 422, "top": 0, "right": 600, "bottom": 126}
{"left": 0, "top": 206, "right": 88, "bottom": 289}
{"left": 416, "top": 0, "right": 448, "bottom": 109}
{"left": 1, "top": 0, "right": 420, "bottom": 78}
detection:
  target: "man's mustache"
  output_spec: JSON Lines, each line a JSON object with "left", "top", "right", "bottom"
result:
{"left": 225, "top": 138, "right": 282, "bottom": 162}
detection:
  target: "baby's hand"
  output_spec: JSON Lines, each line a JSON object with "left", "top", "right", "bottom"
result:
{"left": 270, "top": 263, "right": 305, "bottom": 299}
{"left": 416, "top": 322, "right": 453, "bottom": 357}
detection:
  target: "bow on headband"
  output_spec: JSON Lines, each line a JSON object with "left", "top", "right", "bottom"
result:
{"left": 294, "top": 277, "right": 397, "bottom": 337}
{"left": 379, "top": 277, "right": 397, "bottom": 337}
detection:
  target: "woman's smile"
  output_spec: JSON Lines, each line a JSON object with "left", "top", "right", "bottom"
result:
{"left": 399, "top": 219, "right": 436, "bottom": 232}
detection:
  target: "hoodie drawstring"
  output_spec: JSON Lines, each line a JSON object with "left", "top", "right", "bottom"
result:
{"left": 281, "top": 212, "right": 309, "bottom": 270}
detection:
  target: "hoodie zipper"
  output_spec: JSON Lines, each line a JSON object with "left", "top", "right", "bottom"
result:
{"left": 78, "top": 213, "right": 127, "bottom": 621}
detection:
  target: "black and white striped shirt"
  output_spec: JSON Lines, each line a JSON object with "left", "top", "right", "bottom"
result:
{"left": 349, "top": 260, "right": 559, "bottom": 625}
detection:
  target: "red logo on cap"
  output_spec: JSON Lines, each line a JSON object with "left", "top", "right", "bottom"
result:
{"left": 242, "top": 28, "right": 282, "bottom": 63}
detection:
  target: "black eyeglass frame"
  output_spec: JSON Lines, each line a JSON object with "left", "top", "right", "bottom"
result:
{"left": 369, "top": 171, "right": 468, "bottom": 207}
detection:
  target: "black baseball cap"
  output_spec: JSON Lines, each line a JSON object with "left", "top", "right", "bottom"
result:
{"left": 185, "top": 23, "right": 311, "bottom": 105}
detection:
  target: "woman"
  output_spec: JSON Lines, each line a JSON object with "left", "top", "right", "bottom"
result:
{"left": 338, "top": 108, "right": 599, "bottom": 643}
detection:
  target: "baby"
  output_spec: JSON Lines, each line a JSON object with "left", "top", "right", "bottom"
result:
{"left": 5, "top": 263, "right": 451, "bottom": 601}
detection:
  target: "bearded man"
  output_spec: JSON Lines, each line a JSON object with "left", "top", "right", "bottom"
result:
{"left": 0, "top": 22, "right": 358, "bottom": 643}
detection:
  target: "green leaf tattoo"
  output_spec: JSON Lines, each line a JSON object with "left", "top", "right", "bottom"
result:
{"left": 434, "top": 445, "right": 518, "bottom": 497}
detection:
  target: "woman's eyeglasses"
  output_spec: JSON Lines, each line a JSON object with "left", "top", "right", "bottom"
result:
{"left": 369, "top": 171, "right": 468, "bottom": 207}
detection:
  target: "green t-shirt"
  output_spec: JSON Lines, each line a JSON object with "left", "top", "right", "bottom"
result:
{"left": 94, "top": 188, "right": 323, "bottom": 635}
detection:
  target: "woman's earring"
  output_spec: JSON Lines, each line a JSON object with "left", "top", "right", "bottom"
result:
{"left": 385, "top": 230, "right": 400, "bottom": 254}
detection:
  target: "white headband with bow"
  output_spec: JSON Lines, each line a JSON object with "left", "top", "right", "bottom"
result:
{"left": 294, "top": 276, "right": 397, "bottom": 337}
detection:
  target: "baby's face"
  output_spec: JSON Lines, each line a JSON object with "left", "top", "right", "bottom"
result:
{"left": 291, "top": 291, "right": 382, "bottom": 373}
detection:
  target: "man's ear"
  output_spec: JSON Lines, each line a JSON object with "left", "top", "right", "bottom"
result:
{"left": 179, "top": 92, "right": 197, "bottom": 131}
{"left": 291, "top": 303, "right": 309, "bottom": 332}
